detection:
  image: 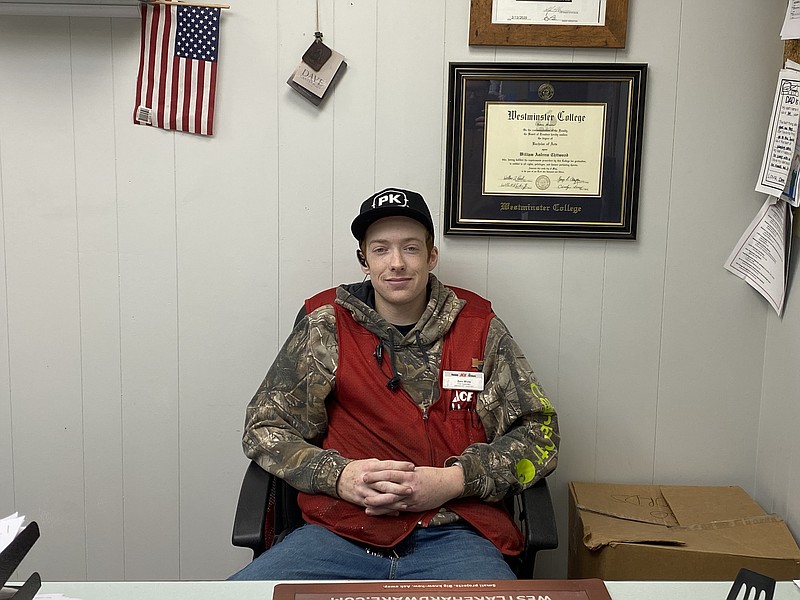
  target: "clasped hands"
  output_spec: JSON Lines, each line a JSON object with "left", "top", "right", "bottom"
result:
{"left": 336, "top": 458, "right": 464, "bottom": 517}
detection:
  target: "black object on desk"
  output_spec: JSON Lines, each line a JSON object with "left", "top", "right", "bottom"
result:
{"left": 725, "top": 567, "right": 775, "bottom": 600}
{"left": 0, "top": 521, "right": 41, "bottom": 600}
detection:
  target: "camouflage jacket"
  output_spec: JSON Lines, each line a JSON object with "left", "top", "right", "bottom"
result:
{"left": 242, "top": 275, "right": 558, "bottom": 502}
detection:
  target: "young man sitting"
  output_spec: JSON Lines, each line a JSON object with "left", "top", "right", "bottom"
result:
{"left": 229, "top": 187, "right": 558, "bottom": 581}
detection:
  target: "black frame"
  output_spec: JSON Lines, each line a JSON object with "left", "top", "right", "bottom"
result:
{"left": 444, "top": 62, "right": 647, "bottom": 239}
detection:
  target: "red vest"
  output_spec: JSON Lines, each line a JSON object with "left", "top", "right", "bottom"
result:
{"left": 296, "top": 286, "right": 524, "bottom": 555}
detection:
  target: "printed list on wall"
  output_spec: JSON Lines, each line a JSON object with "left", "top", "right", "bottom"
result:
{"left": 724, "top": 45, "right": 800, "bottom": 316}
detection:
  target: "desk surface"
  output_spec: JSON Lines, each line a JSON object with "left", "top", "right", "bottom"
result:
{"left": 34, "top": 580, "right": 800, "bottom": 600}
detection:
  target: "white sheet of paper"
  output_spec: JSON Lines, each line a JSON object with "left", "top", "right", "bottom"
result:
{"left": 777, "top": 63, "right": 800, "bottom": 206}
{"left": 492, "top": 0, "right": 606, "bottom": 26}
{"left": 0, "top": 512, "right": 25, "bottom": 554}
{"left": 756, "top": 69, "right": 800, "bottom": 197}
{"left": 781, "top": 0, "right": 800, "bottom": 40}
{"left": 725, "top": 197, "right": 793, "bottom": 316}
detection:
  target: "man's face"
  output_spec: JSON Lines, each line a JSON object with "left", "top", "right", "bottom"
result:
{"left": 362, "top": 216, "right": 438, "bottom": 321}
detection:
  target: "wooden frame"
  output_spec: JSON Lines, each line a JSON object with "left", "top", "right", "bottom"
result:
{"left": 444, "top": 62, "right": 647, "bottom": 239}
{"left": 469, "top": 0, "right": 628, "bottom": 48}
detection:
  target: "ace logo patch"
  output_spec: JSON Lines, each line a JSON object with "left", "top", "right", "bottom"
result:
{"left": 450, "top": 389, "right": 476, "bottom": 411}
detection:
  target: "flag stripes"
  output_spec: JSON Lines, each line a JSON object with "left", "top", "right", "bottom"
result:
{"left": 134, "top": 3, "right": 220, "bottom": 136}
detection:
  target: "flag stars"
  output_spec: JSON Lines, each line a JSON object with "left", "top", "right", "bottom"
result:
{"left": 175, "top": 5, "right": 220, "bottom": 62}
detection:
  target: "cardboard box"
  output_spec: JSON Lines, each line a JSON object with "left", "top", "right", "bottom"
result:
{"left": 568, "top": 481, "right": 800, "bottom": 581}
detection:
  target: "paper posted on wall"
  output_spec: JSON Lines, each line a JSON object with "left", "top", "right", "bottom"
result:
{"left": 782, "top": 0, "right": 800, "bottom": 40}
{"left": 756, "top": 68, "right": 800, "bottom": 201}
{"left": 724, "top": 196, "right": 793, "bottom": 316}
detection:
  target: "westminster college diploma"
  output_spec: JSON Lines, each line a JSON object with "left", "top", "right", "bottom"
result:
{"left": 482, "top": 102, "right": 605, "bottom": 197}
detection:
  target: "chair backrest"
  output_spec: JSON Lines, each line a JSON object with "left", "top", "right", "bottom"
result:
{"left": 273, "top": 477, "right": 303, "bottom": 544}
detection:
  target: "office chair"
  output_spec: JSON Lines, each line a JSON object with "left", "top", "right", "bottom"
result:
{"left": 231, "top": 304, "right": 558, "bottom": 578}
{"left": 232, "top": 460, "right": 557, "bottom": 578}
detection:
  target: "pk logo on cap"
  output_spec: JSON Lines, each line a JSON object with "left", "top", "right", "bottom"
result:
{"left": 372, "top": 189, "right": 408, "bottom": 209}
{"left": 351, "top": 187, "right": 433, "bottom": 242}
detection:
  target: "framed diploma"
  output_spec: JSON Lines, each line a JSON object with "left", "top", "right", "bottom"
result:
{"left": 469, "top": 0, "right": 628, "bottom": 48}
{"left": 444, "top": 62, "right": 647, "bottom": 239}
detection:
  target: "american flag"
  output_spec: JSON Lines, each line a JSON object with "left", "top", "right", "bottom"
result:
{"left": 134, "top": 3, "right": 221, "bottom": 136}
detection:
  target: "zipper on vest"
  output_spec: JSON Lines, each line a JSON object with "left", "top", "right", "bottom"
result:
{"left": 419, "top": 405, "right": 437, "bottom": 466}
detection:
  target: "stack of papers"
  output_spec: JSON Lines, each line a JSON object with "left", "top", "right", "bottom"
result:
{"left": 725, "top": 61, "right": 799, "bottom": 316}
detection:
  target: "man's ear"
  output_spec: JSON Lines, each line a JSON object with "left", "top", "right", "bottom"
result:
{"left": 356, "top": 249, "right": 369, "bottom": 272}
{"left": 428, "top": 246, "right": 439, "bottom": 270}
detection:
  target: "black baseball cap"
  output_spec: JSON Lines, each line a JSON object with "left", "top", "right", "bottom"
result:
{"left": 351, "top": 187, "right": 435, "bottom": 242}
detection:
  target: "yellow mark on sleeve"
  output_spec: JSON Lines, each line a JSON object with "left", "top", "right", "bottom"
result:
{"left": 516, "top": 458, "right": 536, "bottom": 484}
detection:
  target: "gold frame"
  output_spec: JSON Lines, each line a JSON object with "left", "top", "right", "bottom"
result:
{"left": 469, "top": 0, "right": 628, "bottom": 48}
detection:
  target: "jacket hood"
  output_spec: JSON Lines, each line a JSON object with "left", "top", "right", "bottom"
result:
{"left": 335, "top": 274, "right": 465, "bottom": 347}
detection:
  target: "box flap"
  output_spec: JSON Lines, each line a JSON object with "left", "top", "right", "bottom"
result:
{"left": 660, "top": 485, "right": 765, "bottom": 526}
{"left": 580, "top": 509, "right": 687, "bottom": 550}
{"left": 571, "top": 482, "right": 679, "bottom": 526}
{"left": 673, "top": 522, "right": 800, "bottom": 558}
{"left": 571, "top": 482, "right": 686, "bottom": 550}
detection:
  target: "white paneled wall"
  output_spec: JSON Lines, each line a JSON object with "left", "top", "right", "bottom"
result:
{"left": 759, "top": 244, "right": 800, "bottom": 541}
{"left": 0, "top": 0, "right": 792, "bottom": 582}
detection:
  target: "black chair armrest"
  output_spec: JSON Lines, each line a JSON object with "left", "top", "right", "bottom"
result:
{"left": 508, "top": 477, "right": 558, "bottom": 578}
{"left": 521, "top": 477, "right": 558, "bottom": 551}
{"left": 232, "top": 461, "right": 272, "bottom": 558}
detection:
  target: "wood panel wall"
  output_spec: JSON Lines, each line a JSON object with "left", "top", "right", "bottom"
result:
{"left": 0, "top": 0, "right": 792, "bottom": 581}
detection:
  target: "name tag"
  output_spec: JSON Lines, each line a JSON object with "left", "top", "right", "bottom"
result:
{"left": 442, "top": 370, "right": 484, "bottom": 391}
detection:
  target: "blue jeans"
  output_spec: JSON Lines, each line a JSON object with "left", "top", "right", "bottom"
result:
{"left": 228, "top": 523, "right": 516, "bottom": 580}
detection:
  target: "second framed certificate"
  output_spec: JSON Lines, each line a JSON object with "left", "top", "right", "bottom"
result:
{"left": 444, "top": 62, "right": 647, "bottom": 239}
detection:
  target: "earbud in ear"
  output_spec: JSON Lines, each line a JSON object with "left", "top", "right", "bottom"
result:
{"left": 356, "top": 249, "right": 368, "bottom": 268}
